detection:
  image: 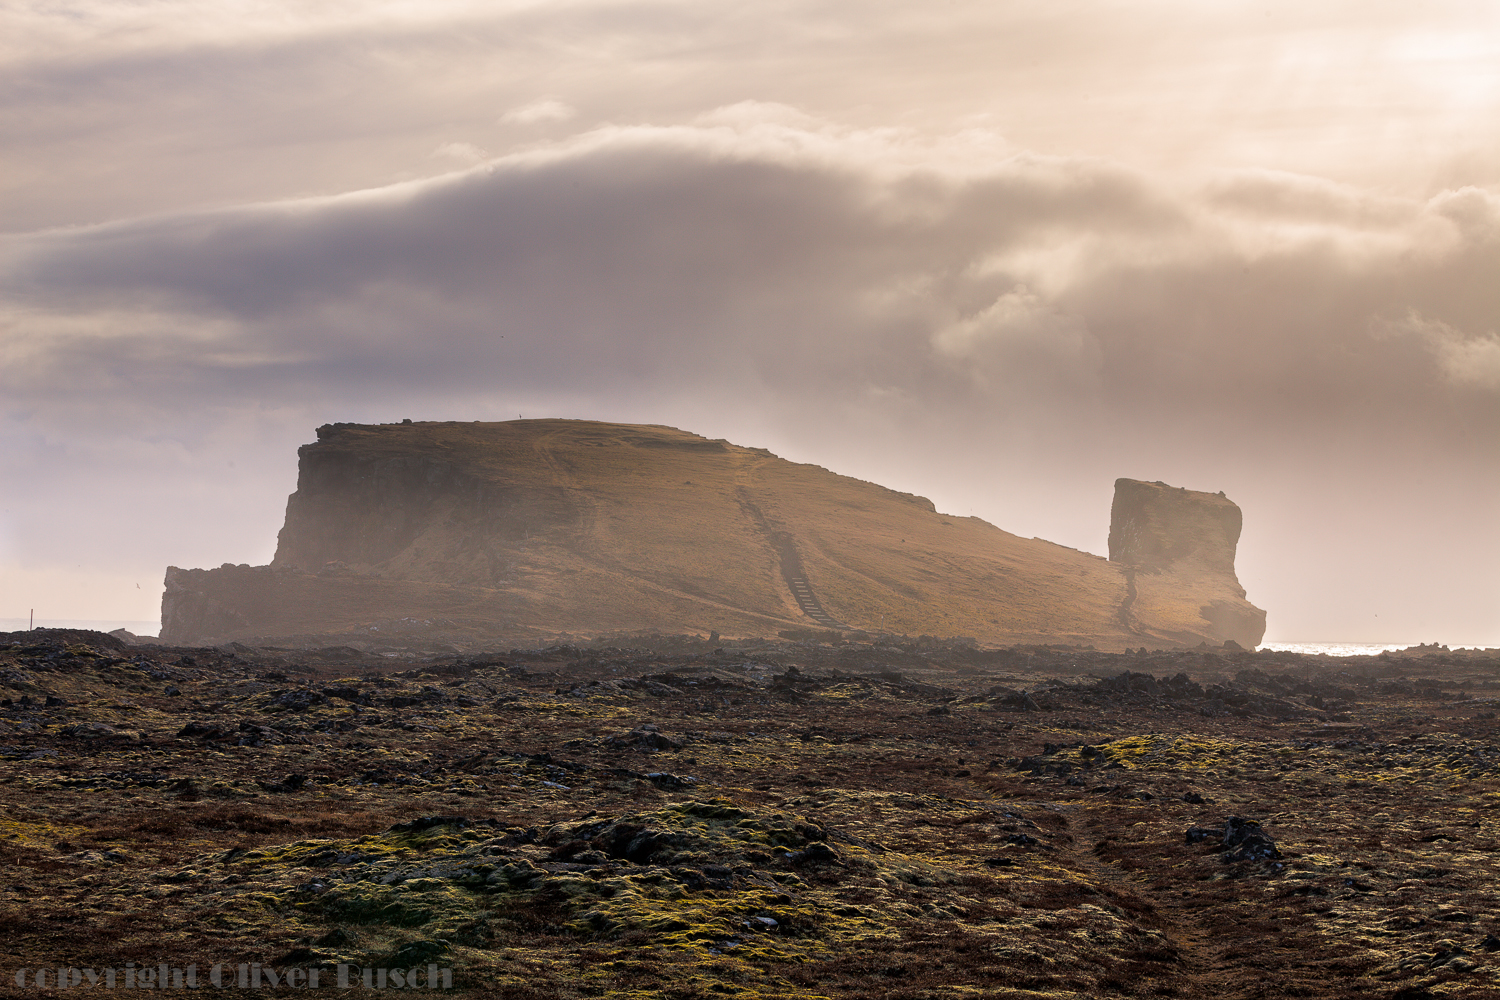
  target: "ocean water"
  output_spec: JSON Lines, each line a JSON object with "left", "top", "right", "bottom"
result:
{"left": 0, "top": 618, "right": 160, "bottom": 637}
{"left": 1259, "top": 641, "right": 1426, "bottom": 657}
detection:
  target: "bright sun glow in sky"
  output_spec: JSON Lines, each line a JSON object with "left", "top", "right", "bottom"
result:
{"left": 2, "top": 0, "right": 1497, "bottom": 644}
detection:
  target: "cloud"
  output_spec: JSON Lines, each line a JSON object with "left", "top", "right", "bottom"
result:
{"left": 1377, "top": 311, "right": 1500, "bottom": 390}
{"left": 6, "top": 0, "right": 1500, "bottom": 236}
{"left": 1429, "top": 186, "right": 1500, "bottom": 242}
{"left": 932, "top": 284, "right": 1100, "bottom": 386}
{"left": 501, "top": 99, "right": 576, "bottom": 125}
{"left": 432, "top": 142, "right": 489, "bottom": 163}
{"left": 3, "top": 113, "right": 1496, "bottom": 439}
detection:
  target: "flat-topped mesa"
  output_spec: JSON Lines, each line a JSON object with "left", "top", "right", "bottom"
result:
{"left": 161, "top": 420, "right": 1269, "bottom": 650}
{"left": 1107, "top": 478, "right": 1265, "bottom": 648}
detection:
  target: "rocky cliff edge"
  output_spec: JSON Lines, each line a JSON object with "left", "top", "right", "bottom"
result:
{"left": 162, "top": 421, "right": 1266, "bottom": 650}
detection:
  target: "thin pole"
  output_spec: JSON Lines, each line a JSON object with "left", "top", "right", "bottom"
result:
{"left": 30, "top": 609, "right": 34, "bottom": 630}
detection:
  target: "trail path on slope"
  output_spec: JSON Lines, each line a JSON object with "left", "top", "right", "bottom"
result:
{"left": 1036, "top": 798, "right": 1377, "bottom": 998}
{"left": 1053, "top": 807, "right": 1238, "bottom": 995}
{"left": 733, "top": 456, "right": 847, "bottom": 629}
{"left": 525, "top": 429, "right": 812, "bottom": 633}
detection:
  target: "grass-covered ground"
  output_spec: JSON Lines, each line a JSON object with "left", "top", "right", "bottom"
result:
{"left": 3, "top": 629, "right": 1500, "bottom": 998}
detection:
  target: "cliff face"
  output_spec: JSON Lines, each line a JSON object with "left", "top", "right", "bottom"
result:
{"left": 1107, "top": 478, "right": 1266, "bottom": 648}
{"left": 269, "top": 422, "right": 582, "bottom": 587}
{"left": 1109, "top": 479, "right": 1242, "bottom": 576}
{"left": 162, "top": 421, "right": 1266, "bottom": 650}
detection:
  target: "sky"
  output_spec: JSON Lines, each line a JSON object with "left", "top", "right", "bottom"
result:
{"left": 2, "top": 0, "right": 1497, "bottom": 645}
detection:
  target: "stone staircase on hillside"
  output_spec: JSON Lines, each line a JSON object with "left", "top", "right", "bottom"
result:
{"left": 785, "top": 573, "right": 845, "bottom": 628}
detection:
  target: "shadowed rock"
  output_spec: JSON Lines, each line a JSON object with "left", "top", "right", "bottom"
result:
{"left": 1109, "top": 478, "right": 1266, "bottom": 647}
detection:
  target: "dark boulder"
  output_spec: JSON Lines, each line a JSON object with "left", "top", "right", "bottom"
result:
{"left": 783, "top": 842, "right": 841, "bottom": 866}
{"left": 1185, "top": 816, "right": 1281, "bottom": 861}
{"left": 1221, "top": 816, "right": 1281, "bottom": 861}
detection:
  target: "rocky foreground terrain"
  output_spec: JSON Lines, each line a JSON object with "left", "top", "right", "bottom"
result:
{"left": 4, "top": 630, "right": 1500, "bottom": 998}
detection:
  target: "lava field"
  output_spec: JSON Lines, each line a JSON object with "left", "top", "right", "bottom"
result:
{"left": 4, "top": 629, "right": 1500, "bottom": 999}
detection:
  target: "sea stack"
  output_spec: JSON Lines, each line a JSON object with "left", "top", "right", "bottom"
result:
{"left": 162, "top": 420, "right": 1265, "bottom": 650}
{"left": 1107, "top": 478, "right": 1266, "bottom": 649}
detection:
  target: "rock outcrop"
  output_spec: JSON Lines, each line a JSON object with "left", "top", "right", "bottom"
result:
{"left": 1108, "top": 478, "right": 1266, "bottom": 649}
{"left": 162, "top": 420, "right": 1265, "bottom": 650}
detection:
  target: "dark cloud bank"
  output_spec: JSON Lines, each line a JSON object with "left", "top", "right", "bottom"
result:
{"left": 3, "top": 114, "right": 1496, "bottom": 642}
